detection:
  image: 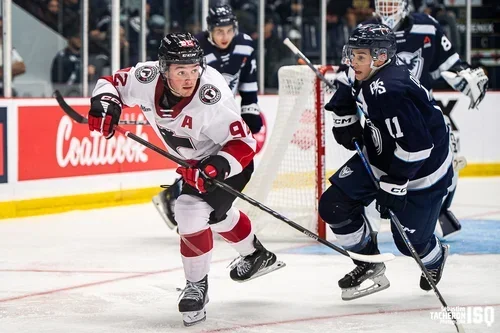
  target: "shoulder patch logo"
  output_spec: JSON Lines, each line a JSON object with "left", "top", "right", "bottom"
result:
{"left": 199, "top": 84, "right": 221, "bottom": 105}
{"left": 397, "top": 48, "right": 424, "bottom": 80}
{"left": 135, "top": 65, "right": 159, "bottom": 84}
{"left": 339, "top": 166, "right": 353, "bottom": 179}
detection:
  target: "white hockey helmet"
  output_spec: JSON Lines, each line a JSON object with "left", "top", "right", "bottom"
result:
{"left": 374, "top": 0, "right": 409, "bottom": 30}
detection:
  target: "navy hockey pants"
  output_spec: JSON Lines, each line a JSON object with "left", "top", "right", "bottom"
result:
{"left": 319, "top": 154, "right": 450, "bottom": 257}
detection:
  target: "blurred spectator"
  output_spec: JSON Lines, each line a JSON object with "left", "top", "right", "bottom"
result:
{"left": 262, "top": 14, "right": 296, "bottom": 89}
{"left": 349, "top": 0, "right": 375, "bottom": 24}
{"left": 51, "top": 29, "right": 96, "bottom": 96}
{"left": 0, "top": 16, "right": 26, "bottom": 96}
{"left": 147, "top": 15, "right": 165, "bottom": 61}
{"left": 326, "top": 2, "right": 355, "bottom": 64}
{"left": 42, "top": 0, "right": 60, "bottom": 31}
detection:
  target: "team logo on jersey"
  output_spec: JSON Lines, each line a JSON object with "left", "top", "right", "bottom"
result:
{"left": 222, "top": 73, "right": 240, "bottom": 95}
{"left": 366, "top": 119, "right": 383, "bottom": 155}
{"left": 339, "top": 166, "right": 353, "bottom": 179}
{"left": 135, "top": 65, "right": 159, "bottom": 84}
{"left": 199, "top": 84, "right": 221, "bottom": 105}
{"left": 423, "top": 36, "right": 432, "bottom": 48}
{"left": 397, "top": 49, "right": 424, "bottom": 80}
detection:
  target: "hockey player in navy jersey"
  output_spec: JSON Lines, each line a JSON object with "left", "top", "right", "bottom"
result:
{"left": 363, "top": 0, "right": 489, "bottom": 239}
{"left": 318, "top": 24, "right": 452, "bottom": 300}
{"left": 152, "top": 4, "right": 263, "bottom": 229}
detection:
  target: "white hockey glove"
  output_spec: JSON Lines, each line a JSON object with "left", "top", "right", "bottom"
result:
{"left": 441, "top": 68, "right": 488, "bottom": 109}
{"left": 241, "top": 103, "right": 263, "bottom": 134}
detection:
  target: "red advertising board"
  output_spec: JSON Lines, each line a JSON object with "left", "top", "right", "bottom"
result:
{"left": 18, "top": 104, "right": 176, "bottom": 181}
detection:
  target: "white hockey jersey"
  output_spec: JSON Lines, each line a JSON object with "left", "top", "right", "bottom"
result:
{"left": 92, "top": 62, "right": 256, "bottom": 177}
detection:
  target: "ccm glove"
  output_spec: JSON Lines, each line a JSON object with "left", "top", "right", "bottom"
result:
{"left": 331, "top": 105, "right": 363, "bottom": 151}
{"left": 241, "top": 103, "right": 263, "bottom": 134}
{"left": 442, "top": 67, "right": 488, "bottom": 109}
{"left": 376, "top": 175, "right": 409, "bottom": 219}
{"left": 176, "top": 155, "right": 230, "bottom": 193}
{"left": 88, "top": 93, "right": 122, "bottom": 138}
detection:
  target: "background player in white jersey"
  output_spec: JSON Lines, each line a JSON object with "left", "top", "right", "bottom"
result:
{"left": 87, "top": 32, "right": 284, "bottom": 327}
{"left": 152, "top": 3, "right": 264, "bottom": 229}
{"left": 362, "top": 0, "right": 489, "bottom": 239}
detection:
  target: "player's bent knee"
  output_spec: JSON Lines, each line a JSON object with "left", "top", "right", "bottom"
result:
{"left": 319, "top": 185, "right": 364, "bottom": 233}
{"left": 175, "top": 194, "right": 213, "bottom": 235}
{"left": 393, "top": 237, "right": 433, "bottom": 257}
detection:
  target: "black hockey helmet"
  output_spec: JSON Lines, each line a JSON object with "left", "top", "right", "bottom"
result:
{"left": 342, "top": 23, "right": 397, "bottom": 64}
{"left": 158, "top": 32, "right": 205, "bottom": 73}
{"left": 206, "top": 4, "right": 238, "bottom": 31}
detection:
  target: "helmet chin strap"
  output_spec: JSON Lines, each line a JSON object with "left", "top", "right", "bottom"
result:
{"left": 367, "top": 58, "right": 392, "bottom": 80}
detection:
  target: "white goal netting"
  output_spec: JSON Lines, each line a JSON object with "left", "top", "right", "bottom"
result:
{"left": 236, "top": 65, "right": 355, "bottom": 240}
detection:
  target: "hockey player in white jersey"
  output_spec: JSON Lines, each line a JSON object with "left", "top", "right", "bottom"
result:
{"left": 362, "top": 0, "right": 489, "bottom": 239}
{"left": 87, "top": 32, "right": 284, "bottom": 327}
{"left": 152, "top": 3, "right": 264, "bottom": 229}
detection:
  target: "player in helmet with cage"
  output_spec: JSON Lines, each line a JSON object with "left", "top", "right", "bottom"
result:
{"left": 152, "top": 3, "right": 264, "bottom": 229}
{"left": 361, "top": 0, "right": 488, "bottom": 239}
{"left": 319, "top": 24, "right": 452, "bottom": 300}
{"left": 87, "top": 32, "right": 284, "bottom": 326}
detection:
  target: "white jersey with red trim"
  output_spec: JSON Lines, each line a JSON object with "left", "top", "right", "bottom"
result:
{"left": 92, "top": 62, "right": 256, "bottom": 177}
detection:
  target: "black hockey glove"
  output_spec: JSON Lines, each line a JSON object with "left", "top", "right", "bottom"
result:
{"left": 376, "top": 175, "right": 409, "bottom": 219}
{"left": 330, "top": 105, "right": 363, "bottom": 151}
{"left": 88, "top": 93, "right": 122, "bottom": 139}
{"left": 241, "top": 103, "right": 263, "bottom": 134}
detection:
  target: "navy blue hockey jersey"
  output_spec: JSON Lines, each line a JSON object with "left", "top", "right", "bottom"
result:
{"left": 195, "top": 31, "right": 258, "bottom": 107}
{"left": 363, "top": 13, "right": 461, "bottom": 91}
{"left": 326, "top": 60, "right": 453, "bottom": 191}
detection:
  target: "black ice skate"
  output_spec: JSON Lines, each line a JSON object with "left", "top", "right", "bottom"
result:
{"left": 338, "top": 262, "right": 390, "bottom": 300}
{"left": 152, "top": 179, "right": 182, "bottom": 230}
{"left": 420, "top": 244, "right": 449, "bottom": 291}
{"left": 338, "top": 232, "right": 390, "bottom": 300}
{"left": 178, "top": 275, "right": 209, "bottom": 326}
{"left": 229, "top": 236, "right": 286, "bottom": 282}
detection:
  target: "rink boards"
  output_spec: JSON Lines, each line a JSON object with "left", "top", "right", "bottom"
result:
{"left": 0, "top": 92, "right": 499, "bottom": 218}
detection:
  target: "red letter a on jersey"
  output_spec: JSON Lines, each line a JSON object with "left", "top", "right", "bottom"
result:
{"left": 181, "top": 115, "right": 193, "bottom": 129}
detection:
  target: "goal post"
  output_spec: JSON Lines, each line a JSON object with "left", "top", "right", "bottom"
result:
{"left": 236, "top": 65, "right": 355, "bottom": 240}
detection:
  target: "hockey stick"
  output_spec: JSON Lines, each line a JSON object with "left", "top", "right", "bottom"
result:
{"left": 54, "top": 96, "right": 395, "bottom": 264}
{"left": 283, "top": 38, "right": 337, "bottom": 91}
{"left": 53, "top": 90, "right": 150, "bottom": 126}
{"left": 353, "top": 141, "right": 464, "bottom": 333}
{"left": 284, "top": 38, "right": 464, "bottom": 332}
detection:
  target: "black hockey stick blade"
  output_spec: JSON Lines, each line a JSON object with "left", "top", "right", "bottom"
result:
{"left": 53, "top": 90, "right": 150, "bottom": 126}
{"left": 54, "top": 90, "right": 88, "bottom": 124}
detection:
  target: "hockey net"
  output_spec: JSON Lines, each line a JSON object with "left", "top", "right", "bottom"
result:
{"left": 236, "top": 65, "right": 355, "bottom": 240}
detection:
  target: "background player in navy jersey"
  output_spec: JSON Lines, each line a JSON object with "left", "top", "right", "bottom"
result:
{"left": 319, "top": 24, "right": 452, "bottom": 300}
{"left": 152, "top": 4, "right": 264, "bottom": 229}
{"left": 360, "top": 0, "right": 489, "bottom": 239}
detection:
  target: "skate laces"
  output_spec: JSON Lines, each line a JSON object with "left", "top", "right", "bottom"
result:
{"left": 179, "top": 281, "right": 206, "bottom": 301}
{"left": 228, "top": 255, "right": 253, "bottom": 276}
{"left": 349, "top": 263, "right": 369, "bottom": 277}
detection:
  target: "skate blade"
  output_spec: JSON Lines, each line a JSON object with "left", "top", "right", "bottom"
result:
{"left": 236, "top": 260, "right": 286, "bottom": 283}
{"left": 341, "top": 274, "right": 390, "bottom": 301}
{"left": 152, "top": 196, "right": 177, "bottom": 230}
{"left": 182, "top": 309, "right": 206, "bottom": 327}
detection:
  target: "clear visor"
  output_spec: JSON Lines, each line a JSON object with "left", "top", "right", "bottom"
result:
{"left": 342, "top": 46, "right": 388, "bottom": 66}
{"left": 164, "top": 64, "right": 204, "bottom": 80}
{"left": 375, "top": 0, "right": 405, "bottom": 29}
